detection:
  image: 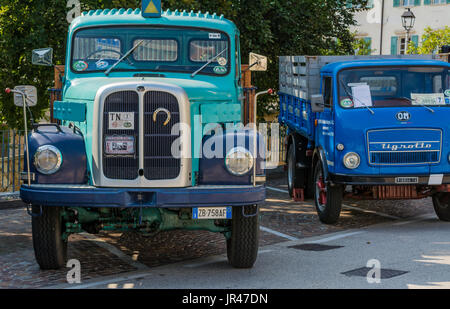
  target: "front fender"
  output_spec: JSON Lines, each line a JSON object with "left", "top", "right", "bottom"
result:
{"left": 199, "top": 129, "right": 265, "bottom": 185}
{"left": 25, "top": 126, "right": 87, "bottom": 184}
{"left": 313, "top": 147, "right": 329, "bottom": 181}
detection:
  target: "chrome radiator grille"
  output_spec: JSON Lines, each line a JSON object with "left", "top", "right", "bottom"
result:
{"left": 101, "top": 90, "right": 181, "bottom": 182}
{"left": 102, "top": 91, "right": 139, "bottom": 180}
{"left": 144, "top": 91, "right": 181, "bottom": 180}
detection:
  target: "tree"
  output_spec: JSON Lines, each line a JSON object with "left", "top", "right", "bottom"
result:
{"left": 352, "top": 37, "right": 375, "bottom": 55}
{"left": 0, "top": 0, "right": 368, "bottom": 128}
{"left": 408, "top": 26, "right": 450, "bottom": 55}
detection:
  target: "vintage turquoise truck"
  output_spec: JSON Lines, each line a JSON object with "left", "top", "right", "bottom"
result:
{"left": 14, "top": 7, "right": 268, "bottom": 270}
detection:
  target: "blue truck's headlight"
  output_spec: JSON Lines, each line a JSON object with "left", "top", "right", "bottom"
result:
{"left": 343, "top": 152, "right": 360, "bottom": 170}
{"left": 225, "top": 147, "right": 254, "bottom": 176}
{"left": 34, "top": 145, "right": 63, "bottom": 175}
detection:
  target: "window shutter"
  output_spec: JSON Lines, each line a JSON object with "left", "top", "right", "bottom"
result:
{"left": 424, "top": 0, "right": 431, "bottom": 4}
{"left": 364, "top": 37, "right": 373, "bottom": 51}
{"left": 393, "top": 0, "right": 400, "bottom": 7}
{"left": 411, "top": 35, "right": 419, "bottom": 48}
{"left": 414, "top": 0, "right": 421, "bottom": 5}
{"left": 391, "top": 36, "right": 398, "bottom": 55}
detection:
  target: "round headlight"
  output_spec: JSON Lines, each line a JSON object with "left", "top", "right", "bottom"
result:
{"left": 34, "top": 145, "right": 62, "bottom": 175}
{"left": 343, "top": 152, "right": 360, "bottom": 170}
{"left": 225, "top": 147, "right": 254, "bottom": 176}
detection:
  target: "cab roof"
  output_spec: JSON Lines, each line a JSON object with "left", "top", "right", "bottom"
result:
{"left": 321, "top": 59, "right": 450, "bottom": 75}
{"left": 69, "top": 8, "right": 238, "bottom": 35}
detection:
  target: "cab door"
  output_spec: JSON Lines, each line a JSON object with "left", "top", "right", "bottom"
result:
{"left": 315, "top": 75, "right": 335, "bottom": 170}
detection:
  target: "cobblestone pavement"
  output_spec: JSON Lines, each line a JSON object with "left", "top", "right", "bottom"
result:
{"left": 0, "top": 170, "right": 435, "bottom": 288}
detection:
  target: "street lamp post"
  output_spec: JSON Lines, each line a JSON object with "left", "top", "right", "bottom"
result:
{"left": 401, "top": 8, "right": 416, "bottom": 54}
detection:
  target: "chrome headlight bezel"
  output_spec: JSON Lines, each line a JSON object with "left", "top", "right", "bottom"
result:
{"left": 34, "top": 145, "right": 63, "bottom": 175}
{"left": 225, "top": 147, "right": 254, "bottom": 176}
{"left": 343, "top": 152, "right": 361, "bottom": 170}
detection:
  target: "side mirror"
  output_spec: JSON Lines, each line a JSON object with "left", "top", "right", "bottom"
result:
{"left": 249, "top": 53, "right": 268, "bottom": 72}
{"left": 13, "top": 86, "right": 38, "bottom": 107}
{"left": 311, "top": 94, "right": 325, "bottom": 113}
{"left": 32, "top": 48, "right": 53, "bottom": 67}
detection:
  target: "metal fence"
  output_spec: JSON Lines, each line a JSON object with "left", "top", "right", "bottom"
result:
{"left": 0, "top": 130, "right": 25, "bottom": 193}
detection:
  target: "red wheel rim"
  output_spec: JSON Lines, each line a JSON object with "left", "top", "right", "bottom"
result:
{"left": 317, "top": 177, "right": 327, "bottom": 206}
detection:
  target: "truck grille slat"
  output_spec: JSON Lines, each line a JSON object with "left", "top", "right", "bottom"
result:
{"left": 102, "top": 91, "right": 139, "bottom": 180}
{"left": 144, "top": 91, "right": 181, "bottom": 180}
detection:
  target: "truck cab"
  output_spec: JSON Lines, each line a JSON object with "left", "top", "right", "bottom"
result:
{"left": 279, "top": 55, "right": 450, "bottom": 224}
{"left": 18, "top": 8, "right": 266, "bottom": 270}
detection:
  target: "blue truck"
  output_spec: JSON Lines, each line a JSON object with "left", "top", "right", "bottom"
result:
{"left": 8, "top": 6, "right": 269, "bottom": 270}
{"left": 279, "top": 55, "right": 450, "bottom": 224}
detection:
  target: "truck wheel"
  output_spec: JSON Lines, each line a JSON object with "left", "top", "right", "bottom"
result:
{"left": 32, "top": 206, "right": 68, "bottom": 270}
{"left": 432, "top": 193, "right": 450, "bottom": 222}
{"left": 227, "top": 205, "right": 259, "bottom": 269}
{"left": 313, "top": 163, "right": 343, "bottom": 224}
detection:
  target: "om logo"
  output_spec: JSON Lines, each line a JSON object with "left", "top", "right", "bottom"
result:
{"left": 153, "top": 108, "right": 171, "bottom": 126}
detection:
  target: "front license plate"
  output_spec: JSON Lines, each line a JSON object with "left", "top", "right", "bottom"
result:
{"left": 395, "top": 177, "right": 419, "bottom": 184}
{"left": 193, "top": 207, "right": 232, "bottom": 220}
{"left": 105, "top": 136, "right": 135, "bottom": 155}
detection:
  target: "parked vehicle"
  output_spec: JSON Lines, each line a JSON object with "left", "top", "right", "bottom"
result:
{"left": 9, "top": 6, "right": 269, "bottom": 270}
{"left": 279, "top": 55, "right": 450, "bottom": 224}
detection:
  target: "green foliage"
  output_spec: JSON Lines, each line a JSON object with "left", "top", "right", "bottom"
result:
{"left": 408, "top": 26, "right": 450, "bottom": 55}
{"left": 352, "top": 37, "right": 374, "bottom": 55}
{"left": 0, "top": 0, "right": 368, "bottom": 128}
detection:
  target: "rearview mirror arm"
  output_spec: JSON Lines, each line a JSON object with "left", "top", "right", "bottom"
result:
{"left": 5, "top": 88, "right": 35, "bottom": 187}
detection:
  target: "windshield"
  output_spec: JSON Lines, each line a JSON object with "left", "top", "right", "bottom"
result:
{"left": 338, "top": 66, "right": 450, "bottom": 109}
{"left": 71, "top": 26, "right": 231, "bottom": 76}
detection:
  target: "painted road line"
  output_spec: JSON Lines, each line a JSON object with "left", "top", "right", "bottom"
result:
{"left": 80, "top": 233, "right": 149, "bottom": 271}
{"left": 342, "top": 204, "right": 401, "bottom": 220}
{"left": 266, "top": 186, "right": 290, "bottom": 194}
{"left": 266, "top": 186, "right": 401, "bottom": 220}
{"left": 184, "top": 250, "right": 274, "bottom": 268}
{"left": 305, "top": 231, "right": 365, "bottom": 244}
{"left": 393, "top": 213, "right": 436, "bottom": 226}
{"left": 260, "top": 226, "right": 300, "bottom": 241}
{"left": 64, "top": 271, "right": 152, "bottom": 290}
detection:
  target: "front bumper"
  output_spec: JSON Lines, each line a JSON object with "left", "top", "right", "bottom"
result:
{"left": 20, "top": 185, "right": 266, "bottom": 209}
{"left": 330, "top": 174, "right": 450, "bottom": 185}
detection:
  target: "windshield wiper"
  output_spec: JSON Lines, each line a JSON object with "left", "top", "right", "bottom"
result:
{"left": 385, "top": 96, "right": 435, "bottom": 113}
{"left": 105, "top": 40, "right": 145, "bottom": 76}
{"left": 339, "top": 79, "right": 375, "bottom": 115}
{"left": 191, "top": 48, "right": 228, "bottom": 78}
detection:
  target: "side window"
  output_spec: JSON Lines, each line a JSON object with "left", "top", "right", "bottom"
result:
{"left": 323, "top": 77, "right": 333, "bottom": 108}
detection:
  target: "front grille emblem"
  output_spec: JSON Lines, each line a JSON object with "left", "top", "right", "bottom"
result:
{"left": 153, "top": 108, "right": 171, "bottom": 126}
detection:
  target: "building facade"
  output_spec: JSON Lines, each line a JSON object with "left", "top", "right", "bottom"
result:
{"left": 350, "top": 0, "right": 450, "bottom": 55}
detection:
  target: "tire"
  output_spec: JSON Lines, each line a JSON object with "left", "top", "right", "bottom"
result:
{"left": 227, "top": 205, "right": 260, "bottom": 269}
{"left": 313, "top": 162, "right": 343, "bottom": 224}
{"left": 432, "top": 193, "right": 450, "bottom": 222}
{"left": 32, "top": 206, "right": 68, "bottom": 270}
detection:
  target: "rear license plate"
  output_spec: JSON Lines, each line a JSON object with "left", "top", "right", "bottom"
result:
{"left": 105, "top": 136, "right": 135, "bottom": 155}
{"left": 193, "top": 207, "right": 232, "bottom": 220}
{"left": 395, "top": 177, "right": 419, "bottom": 184}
